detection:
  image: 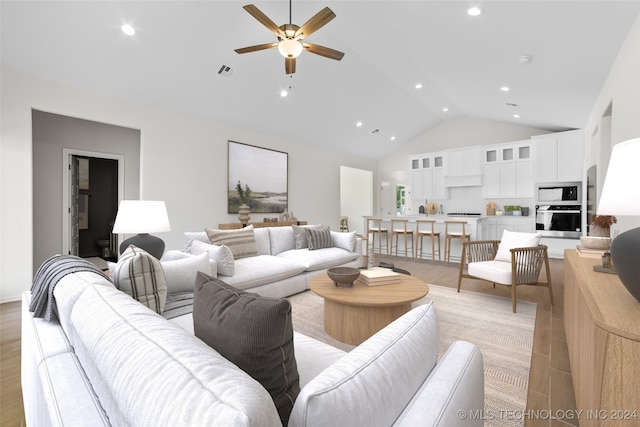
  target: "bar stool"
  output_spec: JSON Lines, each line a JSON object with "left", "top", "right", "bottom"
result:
{"left": 416, "top": 219, "right": 441, "bottom": 261}
{"left": 444, "top": 220, "right": 471, "bottom": 263}
{"left": 390, "top": 219, "right": 414, "bottom": 258}
{"left": 366, "top": 218, "right": 389, "bottom": 255}
{"left": 339, "top": 216, "right": 349, "bottom": 232}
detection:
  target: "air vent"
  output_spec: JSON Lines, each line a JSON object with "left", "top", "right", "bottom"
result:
{"left": 506, "top": 102, "right": 518, "bottom": 107}
{"left": 217, "top": 65, "right": 234, "bottom": 78}
{"left": 371, "top": 129, "right": 380, "bottom": 134}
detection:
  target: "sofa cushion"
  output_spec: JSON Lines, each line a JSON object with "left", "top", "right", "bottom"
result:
{"left": 331, "top": 230, "right": 357, "bottom": 252}
{"left": 468, "top": 260, "right": 514, "bottom": 285}
{"left": 269, "top": 226, "right": 296, "bottom": 255}
{"left": 289, "top": 303, "right": 439, "bottom": 427}
{"left": 292, "top": 224, "right": 323, "bottom": 249}
{"left": 221, "top": 255, "right": 306, "bottom": 290}
{"left": 111, "top": 245, "right": 167, "bottom": 314}
{"left": 494, "top": 230, "right": 542, "bottom": 262}
{"left": 193, "top": 273, "right": 300, "bottom": 426}
{"left": 253, "top": 228, "right": 271, "bottom": 255}
{"left": 191, "top": 240, "right": 235, "bottom": 276}
{"left": 183, "top": 231, "right": 208, "bottom": 253}
{"left": 62, "top": 281, "right": 281, "bottom": 426}
{"left": 305, "top": 226, "right": 332, "bottom": 251}
{"left": 276, "top": 248, "right": 359, "bottom": 271}
{"left": 206, "top": 225, "right": 259, "bottom": 259}
{"left": 159, "top": 251, "right": 210, "bottom": 293}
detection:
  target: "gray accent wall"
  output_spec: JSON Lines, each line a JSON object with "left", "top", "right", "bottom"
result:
{"left": 32, "top": 110, "right": 140, "bottom": 273}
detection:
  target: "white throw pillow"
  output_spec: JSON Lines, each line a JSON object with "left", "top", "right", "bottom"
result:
{"left": 331, "top": 231, "right": 356, "bottom": 252}
{"left": 160, "top": 252, "right": 210, "bottom": 294}
{"left": 183, "top": 231, "right": 209, "bottom": 253}
{"left": 495, "top": 230, "right": 542, "bottom": 262}
{"left": 191, "top": 240, "right": 235, "bottom": 276}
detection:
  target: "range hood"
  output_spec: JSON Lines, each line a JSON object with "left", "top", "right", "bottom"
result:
{"left": 444, "top": 175, "right": 483, "bottom": 188}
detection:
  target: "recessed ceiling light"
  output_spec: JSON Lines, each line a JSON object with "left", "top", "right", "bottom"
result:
{"left": 442, "top": 107, "right": 449, "bottom": 112}
{"left": 467, "top": 7, "right": 483, "bottom": 16}
{"left": 513, "top": 114, "right": 521, "bottom": 118}
{"left": 500, "top": 86, "right": 510, "bottom": 92}
{"left": 519, "top": 55, "right": 533, "bottom": 64}
{"left": 356, "top": 121, "right": 363, "bottom": 127}
{"left": 390, "top": 136, "right": 396, "bottom": 141}
{"left": 415, "top": 83, "right": 423, "bottom": 89}
{"left": 280, "top": 90, "right": 288, "bottom": 97}
{"left": 121, "top": 24, "right": 135, "bottom": 36}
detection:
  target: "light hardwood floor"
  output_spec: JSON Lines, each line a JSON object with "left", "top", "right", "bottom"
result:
{"left": 1, "top": 254, "right": 576, "bottom": 427}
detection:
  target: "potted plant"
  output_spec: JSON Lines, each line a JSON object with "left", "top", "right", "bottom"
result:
{"left": 590, "top": 214, "right": 617, "bottom": 237}
{"left": 236, "top": 181, "right": 252, "bottom": 224}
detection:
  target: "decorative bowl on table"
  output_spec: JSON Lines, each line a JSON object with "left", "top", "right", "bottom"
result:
{"left": 580, "top": 236, "right": 612, "bottom": 250}
{"left": 327, "top": 267, "right": 361, "bottom": 288}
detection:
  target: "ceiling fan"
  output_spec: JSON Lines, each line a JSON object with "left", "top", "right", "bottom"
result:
{"left": 234, "top": 1, "right": 345, "bottom": 74}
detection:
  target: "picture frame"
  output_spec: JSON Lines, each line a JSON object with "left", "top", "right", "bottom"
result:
{"left": 228, "top": 141, "right": 288, "bottom": 213}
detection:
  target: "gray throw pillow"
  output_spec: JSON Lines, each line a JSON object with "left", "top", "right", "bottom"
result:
{"left": 292, "top": 224, "right": 323, "bottom": 249}
{"left": 205, "top": 225, "right": 258, "bottom": 259}
{"left": 305, "top": 225, "right": 332, "bottom": 250}
{"left": 193, "top": 272, "right": 300, "bottom": 425}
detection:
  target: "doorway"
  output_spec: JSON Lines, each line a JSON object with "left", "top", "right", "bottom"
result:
{"left": 63, "top": 149, "right": 124, "bottom": 259}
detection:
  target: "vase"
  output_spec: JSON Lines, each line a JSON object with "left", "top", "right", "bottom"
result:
{"left": 590, "top": 225, "right": 610, "bottom": 237}
{"left": 238, "top": 204, "right": 251, "bottom": 225}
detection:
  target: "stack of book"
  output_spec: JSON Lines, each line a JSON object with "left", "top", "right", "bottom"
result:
{"left": 576, "top": 245, "right": 607, "bottom": 259}
{"left": 357, "top": 267, "right": 401, "bottom": 286}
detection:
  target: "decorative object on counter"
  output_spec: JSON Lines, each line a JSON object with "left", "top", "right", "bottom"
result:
{"left": 426, "top": 201, "right": 439, "bottom": 215}
{"left": 495, "top": 210, "right": 504, "bottom": 216}
{"left": 290, "top": 212, "right": 297, "bottom": 222}
{"left": 521, "top": 207, "right": 529, "bottom": 216}
{"left": 503, "top": 205, "right": 521, "bottom": 216}
{"left": 236, "top": 180, "right": 252, "bottom": 224}
{"left": 589, "top": 214, "right": 617, "bottom": 237}
{"left": 327, "top": 267, "right": 361, "bottom": 288}
{"left": 486, "top": 202, "right": 496, "bottom": 216}
{"left": 280, "top": 210, "right": 290, "bottom": 222}
{"left": 112, "top": 200, "right": 171, "bottom": 259}
{"left": 580, "top": 236, "right": 612, "bottom": 250}
{"left": 596, "top": 137, "right": 640, "bottom": 302}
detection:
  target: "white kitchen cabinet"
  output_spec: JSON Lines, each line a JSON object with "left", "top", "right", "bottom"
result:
{"left": 409, "top": 152, "right": 447, "bottom": 201}
{"left": 482, "top": 141, "right": 533, "bottom": 198}
{"left": 533, "top": 130, "right": 583, "bottom": 183}
{"left": 446, "top": 147, "right": 482, "bottom": 177}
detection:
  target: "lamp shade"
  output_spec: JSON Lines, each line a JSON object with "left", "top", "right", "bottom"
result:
{"left": 597, "top": 138, "right": 640, "bottom": 216}
{"left": 112, "top": 200, "right": 171, "bottom": 234}
{"left": 596, "top": 137, "right": 640, "bottom": 302}
{"left": 278, "top": 39, "right": 303, "bottom": 58}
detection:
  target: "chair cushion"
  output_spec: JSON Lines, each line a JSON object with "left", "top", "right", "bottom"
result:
{"left": 222, "top": 255, "right": 306, "bottom": 289}
{"left": 494, "top": 230, "right": 542, "bottom": 262}
{"left": 468, "top": 260, "right": 513, "bottom": 285}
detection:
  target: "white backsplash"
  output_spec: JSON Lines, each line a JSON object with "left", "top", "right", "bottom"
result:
{"left": 410, "top": 186, "right": 535, "bottom": 216}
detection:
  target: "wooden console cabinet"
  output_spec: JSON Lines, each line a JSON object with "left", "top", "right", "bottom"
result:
{"left": 217, "top": 221, "right": 307, "bottom": 230}
{"left": 564, "top": 250, "right": 640, "bottom": 425}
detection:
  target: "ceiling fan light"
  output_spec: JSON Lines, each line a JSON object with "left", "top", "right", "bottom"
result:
{"left": 278, "top": 39, "right": 303, "bottom": 58}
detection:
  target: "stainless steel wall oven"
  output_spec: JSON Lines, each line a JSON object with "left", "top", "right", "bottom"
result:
{"left": 535, "top": 182, "right": 583, "bottom": 239}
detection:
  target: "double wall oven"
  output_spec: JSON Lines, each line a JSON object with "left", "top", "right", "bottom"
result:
{"left": 535, "top": 182, "right": 582, "bottom": 239}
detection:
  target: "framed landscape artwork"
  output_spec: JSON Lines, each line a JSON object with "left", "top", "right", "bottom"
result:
{"left": 227, "top": 141, "right": 288, "bottom": 213}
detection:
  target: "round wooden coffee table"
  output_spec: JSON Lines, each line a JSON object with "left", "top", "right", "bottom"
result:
{"left": 309, "top": 272, "right": 429, "bottom": 345}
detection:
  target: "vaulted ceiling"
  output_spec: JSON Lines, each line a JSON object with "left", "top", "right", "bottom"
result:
{"left": 2, "top": 1, "right": 639, "bottom": 160}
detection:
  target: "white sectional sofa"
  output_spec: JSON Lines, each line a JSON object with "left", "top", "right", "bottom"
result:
{"left": 166, "top": 225, "right": 364, "bottom": 298}
{"left": 22, "top": 265, "right": 485, "bottom": 426}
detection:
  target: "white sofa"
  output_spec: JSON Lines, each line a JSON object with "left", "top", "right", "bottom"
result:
{"left": 22, "top": 268, "right": 485, "bottom": 427}
{"left": 166, "top": 225, "right": 364, "bottom": 298}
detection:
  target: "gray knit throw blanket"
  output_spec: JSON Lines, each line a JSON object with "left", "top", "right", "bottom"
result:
{"left": 30, "top": 255, "right": 111, "bottom": 321}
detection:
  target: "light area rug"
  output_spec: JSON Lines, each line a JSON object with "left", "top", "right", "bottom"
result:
{"left": 287, "top": 284, "right": 536, "bottom": 427}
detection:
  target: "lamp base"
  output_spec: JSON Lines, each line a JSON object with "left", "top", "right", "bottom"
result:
{"left": 610, "top": 226, "right": 640, "bottom": 302}
{"left": 119, "top": 233, "right": 165, "bottom": 259}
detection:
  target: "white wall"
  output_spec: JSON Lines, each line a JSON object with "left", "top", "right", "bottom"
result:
{"left": 583, "top": 15, "right": 640, "bottom": 234}
{"left": 0, "top": 68, "right": 376, "bottom": 302}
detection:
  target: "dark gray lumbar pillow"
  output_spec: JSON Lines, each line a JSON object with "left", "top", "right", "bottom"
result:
{"left": 193, "top": 272, "right": 300, "bottom": 425}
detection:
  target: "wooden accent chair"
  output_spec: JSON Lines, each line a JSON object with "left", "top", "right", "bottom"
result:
{"left": 457, "top": 232, "right": 553, "bottom": 313}
{"left": 416, "top": 219, "right": 441, "bottom": 261}
{"left": 390, "top": 219, "right": 414, "bottom": 258}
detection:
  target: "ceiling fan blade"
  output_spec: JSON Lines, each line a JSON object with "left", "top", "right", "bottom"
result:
{"left": 294, "top": 7, "right": 336, "bottom": 39}
{"left": 285, "top": 57, "right": 296, "bottom": 74}
{"left": 243, "top": 4, "right": 285, "bottom": 38}
{"left": 235, "top": 42, "right": 278, "bottom": 54}
{"left": 302, "top": 43, "right": 345, "bottom": 61}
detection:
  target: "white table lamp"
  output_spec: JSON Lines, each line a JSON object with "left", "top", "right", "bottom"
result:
{"left": 597, "top": 137, "right": 640, "bottom": 301}
{"left": 112, "top": 200, "right": 171, "bottom": 259}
